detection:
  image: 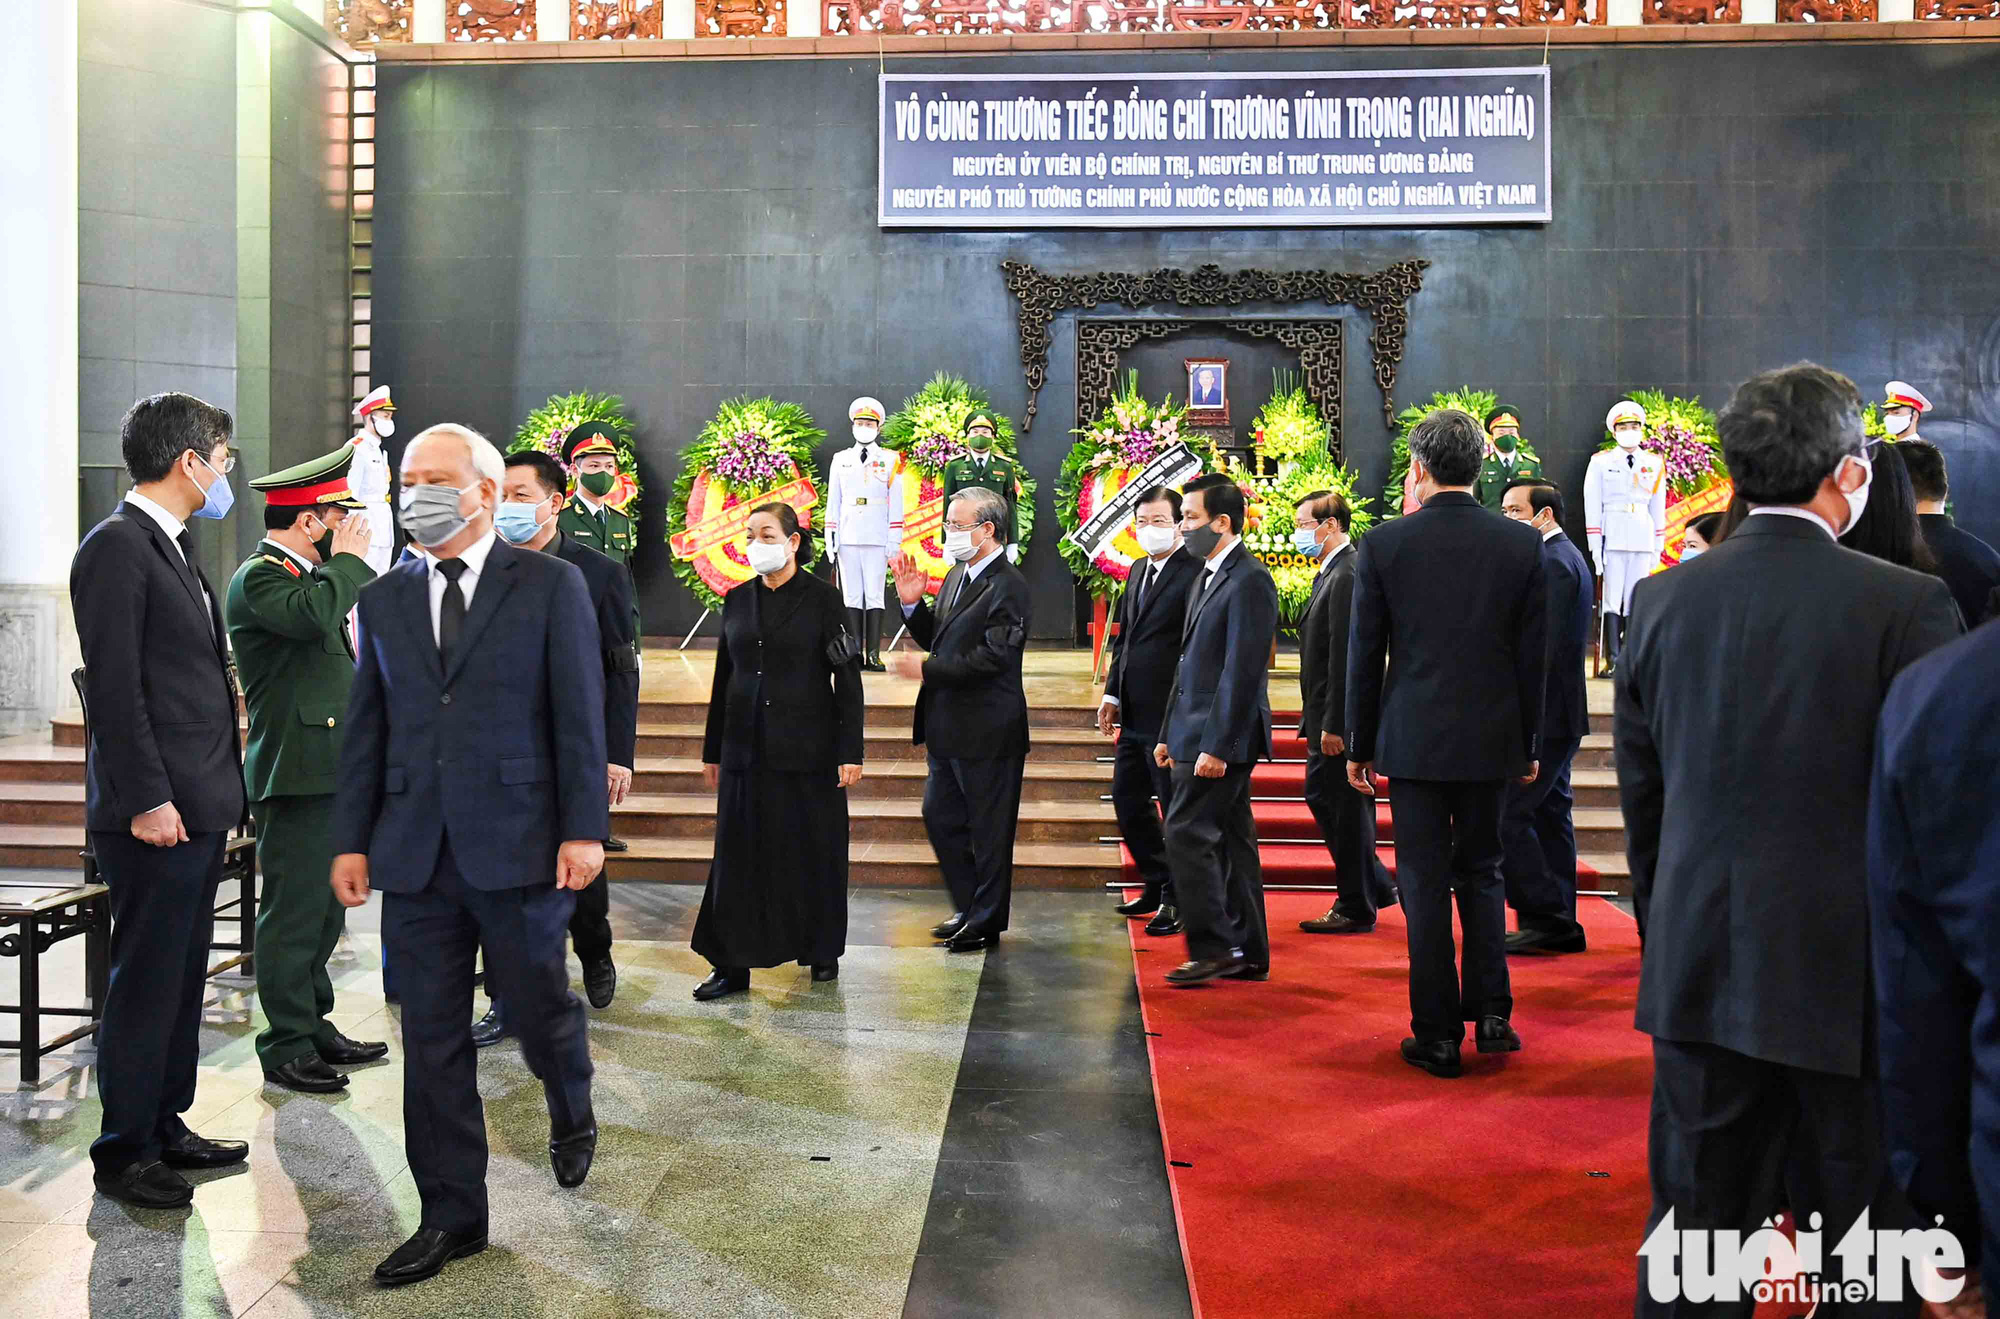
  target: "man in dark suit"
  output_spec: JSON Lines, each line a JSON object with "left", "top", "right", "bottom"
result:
{"left": 1498, "top": 478, "right": 1596, "bottom": 954}
{"left": 1617, "top": 364, "right": 1961, "bottom": 1313}
{"left": 470, "top": 451, "right": 642, "bottom": 1048}
{"left": 1869, "top": 622, "right": 2000, "bottom": 1314}
{"left": 1294, "top": 489, "right": 1396, "bottom": 935}
{"left": 331, "top": 423, "right": 609, "bottom": 1287}
{"left": 1346, "top": 409, "right": 1547, "bottom": 1078}
{"left": 888, "top": 486, "right": 1031, "bottom": 952}
{"left": 1901, "top": 439, "right": 2000, "bottom": 628}
{"left": 1154, "top": 472, "right": 1278, "bottom": 985}
{"left": 1098, "top": 486, "right": 1202, "bottom": 936}
{"left": 71, "top": 392, "right": 251, "bottom": 1209}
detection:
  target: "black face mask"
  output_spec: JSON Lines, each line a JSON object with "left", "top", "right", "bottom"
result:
{"left": 311, "top": 519, "right": 335, "bottom": 561}
{"left": 1183, "top": 521, "right": 1223, "bottom": 560}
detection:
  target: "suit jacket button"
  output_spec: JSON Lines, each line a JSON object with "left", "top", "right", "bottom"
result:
{"left": 765, "top": 699, "right": 772, "bottom": 707}
{"left": 441, "top": 693, "right": 452, "bottom": 705}
{"left": 326, "top": 717, "right": 336, "bottom": 727}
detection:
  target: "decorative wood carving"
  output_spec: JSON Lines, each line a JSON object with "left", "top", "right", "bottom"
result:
{"left": 826, "top": 0, "right": 1594, "bottom": 30}
{"left": 325, "top": 0, "right": 413, "bottom": 43}
{"left": 1642, "top": 0, "right": 1738, "bottom": 20}
{"left": 1920, "top": 0, "right": 2000, "bottom": 15}
{"left": 1343, "top": 0, "right": 1587, "bottom": 25}
{"left": 1004, "top": 260, "right": 1425, "bottom": 433}
{"left": 1777, "top": 0, "right": 1873, "bottom": 17}
{"left": 575, "top": 0, "right": 665, "bottom": 36}
{"left": 448, "top": 0, "right": 538, "bottom": 40}
{"left": 699, "top": 0, "right": 786, "bottom": 33}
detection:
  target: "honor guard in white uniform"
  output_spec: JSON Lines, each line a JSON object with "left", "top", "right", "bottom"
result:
{"left": 347, "top": 385, "right": 397, "bottom": 575}
{"left": 1584, "top": 399, "right": 1666, "bottom": 675}
{"left": 826, "top": 396, "right": 903, "bottom": 672}
{"left": 1879, "top": 379, "right": 1931, "bottom": 442}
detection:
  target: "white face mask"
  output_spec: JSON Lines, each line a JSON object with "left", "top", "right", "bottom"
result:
{"left": 1614, "top": 426, "right": 1643, "bottom": 450}
{"left": 852, "top": 425, "right": 878, "bottom": 446}
{"left": 1134, "top": 524, "right": 1177, "bottom": 556}
{"left": 944, "top": 527, "right": 979, "bottom": 563}
{"left": 372, "top": 413, "right": 396, "bottom": 438}
{"left": 746, "top": 539, "right": 791, "bottom": 576}
{"left": 1840, "top": 453, "right": 1874, "bottom": 534}
{"left": 1882, "top": 411, "right": 1913, "bottom": 437}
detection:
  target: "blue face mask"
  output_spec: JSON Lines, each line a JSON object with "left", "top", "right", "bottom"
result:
{"left": 1294, "top": 527, "right": 1323, "bottom": 558}
{"left": 1680, "top": 546, "right": 1704, "bottom": 562}
{"left": 495, "top": 498, "right": 551, "bottom": 545}
{"left": 186, "top": 453, "right": 234, "bottom": 520}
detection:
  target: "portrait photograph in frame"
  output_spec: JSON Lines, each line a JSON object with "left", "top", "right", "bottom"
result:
{"left": 1185, "top": 357, "right": 1230, "bottom": 424}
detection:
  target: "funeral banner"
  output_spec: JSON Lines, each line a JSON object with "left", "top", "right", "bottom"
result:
{"left": 670, "top": 474, "right": 820, "bottom": 598}
{"left": 879, "top": 67, "right": 1551, "bottom": 229}
{"left": 1064, "top": 443, "right": 1207, "bottom": 560}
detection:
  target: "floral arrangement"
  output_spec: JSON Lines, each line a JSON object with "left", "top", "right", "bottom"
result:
{"left": 880, "top": 374, "right": 1036, "bottom": 595}
{"left": 1384, "top": 388, "right": 1536, "bottom": 517}
{"left": 1056, "top": 372, "right": 1214, "bottom": 602}
{"left": 1232, "top": 454, "right": 1374, "bottom": 625}
{"left": 1863, "top": 402, "right": 1887, "bottom": 441}
{"left": 666, "top": 397, "right": 824, "bottom": 611}
{"left": 1599, "top": 390, "right": 1728, "bottom": 498}
{"left": 1249, "top": 373, "right": 1331, "bottom": 470}
{"left": 511, "top": 391, "right": 643, "bottom": 514}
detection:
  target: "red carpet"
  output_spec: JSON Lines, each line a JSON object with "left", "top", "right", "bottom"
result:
{"left": 1131, "top": 894, "right": 1653, "bottom": 1318}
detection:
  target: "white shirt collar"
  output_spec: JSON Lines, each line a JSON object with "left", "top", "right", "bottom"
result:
{"left": 1204, "top": 537, "right": 1241, "bottom": 575}
{"left": 434, "top": 528, "right": 499, "bottom": 579}
{"left": 964, "top": 546, "right": 1002, "bottom": 584}
{"left": 1542, "top": 525, "right": 1563, "bottom": 542}
{"left": 1748, "top": 506, "right": 1839, "bottom": 541}
{"left": 573, "top": 490, "right": 605, "bottom": 516}
{"left": 1318, "top": 539, "right": 1352, "bottom": 572}
{"left": 125, "top": 489, "right": 188, "bottom": 543}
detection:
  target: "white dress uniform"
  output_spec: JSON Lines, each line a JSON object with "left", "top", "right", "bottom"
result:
{"left": 1584, "top": 444, "right": 1667, "bottom": 617}
{"left": 826, "top": 441, "right": 905, "bottom": 609}
{"left": 346, "top": 429, "right": 395, "bottom": 575}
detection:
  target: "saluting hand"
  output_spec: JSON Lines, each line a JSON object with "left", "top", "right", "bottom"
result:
{"left": 889, "top": 552, "right": 928, "bottom": 607}
{"left": 557, "top": 840, "right": 604, "bottom": 891}
{"left": 331, "top": 853, "right": 371, "bottom": 907}
{"left": 331, "top": 512, "right": 372, "bottom": 560}
{"left": 1347, "top": 761, "right": 1378, "bottom": 797}
{"left": 886, "top": 649, "right": 925, "bottom": 681}
{"left": 837, "top": 764, "right": 862, "bottom": 788}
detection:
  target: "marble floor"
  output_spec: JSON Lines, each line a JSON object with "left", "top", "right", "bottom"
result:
{"left": 0, "top": 887, "right": 1188, "bottom": 1318}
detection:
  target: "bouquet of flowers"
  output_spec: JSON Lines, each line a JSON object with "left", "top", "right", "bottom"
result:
{"left": 1600, "top": 390, "right": 1728, "bottom": 498}
{"left": 511, "top": 391, "right": 643, "bottom": 513}
{"left": 1249, "top": 373, "right": 1331, "bottom": 472}
{"left": 1385, "top": 388, "right": 1519, "bottom": 518}
{"left": 666, "top": 397, "right": 824, "bottom": 610}
{"left": 1057, "top": 372, "right": 1213, "bottom": 601}
{"left": 1231, "top": 454, "right": 1374, "bottom": 625}
{"left": 880, "top": 374, "right": 1037, "bottom": 594}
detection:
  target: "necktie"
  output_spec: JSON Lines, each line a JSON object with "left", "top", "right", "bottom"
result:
{"left": 860, "top": 446, "right": 871, "bottom": 465}
{"left": 436, "top": 558, "right": 468, "bottom": 668}
{"left": 176, "top": 530, "right": 194, "bottom": 565}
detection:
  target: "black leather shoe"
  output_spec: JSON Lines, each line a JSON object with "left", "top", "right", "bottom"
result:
{"left": 863, "top": 653, "right": 886, "bottom": 673}
{"left": 94, "top": 1159, "right": 193, "bottom": 1209}
{"left": 1114, "top": 893, "right": 1162, "bottom": 917}
{"left": 471, "top": 1004, "right": 511, "bottom": 1048}
{"left": 944, "top": 930, "right": 998, "bottom": 953}
{"left": 811, "top": 961, "right": 839, "bottom": 982}
{"left": 1300, "top": 909, "right": 1375, "bottom": 935}
{"left": 1165, "top": 954, "right": 1247, "bottom": 986}
{"left": 693, "top": 970, "right": 749, "bottom": 1001}
{"left": 1475, "top": 1015, "right": 1522, "bottom": 1054}
{"left": 374, "top": 1227, "right": 488, "bottom": 1287}
{"left": 550, "top": 1126, "right": 597, "bottom": 1188}
{"left": 266, "top": 1054, "right": 350, "bottom": 1094}
{"left": 603, "top": 835, "right": 629, "bottom": 853}
{"left": 930, "top": 912, "right": 968, "bottom": 940}
{"left": 1506, "top": 927, "right": 1588, "bottom": 955}
{"left": 1401, "top": 1037, "right": 1463, "bottom": 1078}
{"left": 160, "top": 1131, "right": 249, "bottom": 1169}
{"left": 582, "top": 956, "right": 617, "bottom": 1009}
{"left": 317, "top": 1031, "right": 388, "bottom": 1065}
{"left": 1229, "top": 962, "right": 1270, "bottom": 982}
{"left": 1143, "top": 905, "right": 1184, "bottom": 937}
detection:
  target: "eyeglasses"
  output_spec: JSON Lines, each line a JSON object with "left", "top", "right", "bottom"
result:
{"left": 200, "top": 448, "right": 238, "bottom": 475}
{"left": 943, "top": 520, "right": 986, "bottom": 534}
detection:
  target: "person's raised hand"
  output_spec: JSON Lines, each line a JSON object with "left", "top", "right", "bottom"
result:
{"left": 890, "top": 553, "right": 928, "bottom": 607}
{"left": 332, "top": 513, "right": 372, "bottom": 560}
{"left": 886, "top": 649, "right": 925, "bottom": 681}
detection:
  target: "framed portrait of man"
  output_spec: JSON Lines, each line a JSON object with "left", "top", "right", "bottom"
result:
{"left": 1185, "top": 358, "right": 1229, "bottom": 423}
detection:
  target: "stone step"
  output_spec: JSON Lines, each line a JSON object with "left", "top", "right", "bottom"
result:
{"left": 632, "top": 757, "right": 1111, "bottom": 800}
{"left": 612, "top": 794, "right": 1116, "bottom": 845}
{"left": 632, "top": 723, "right": 1109, "bottom": 762}
{"left": 605, "top": 838, "right": 1125, "bottom": 890}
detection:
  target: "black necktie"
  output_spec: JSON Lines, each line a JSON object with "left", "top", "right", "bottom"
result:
{"left": 177, "top": 530, "right": 194, "bottom": 564}
{"left": 436, "top": 558, "right": 468, "bottom": 668}
{"left": 860, "top": 446, "right": 871, "bottom": 465}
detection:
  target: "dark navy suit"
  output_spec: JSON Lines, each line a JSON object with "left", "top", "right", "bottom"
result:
{"left": 1869, "top": 620, "right": 2000, "bottom": 1279}
{"left": 1501, "top": 528, "right": 1596, "bottom": 937}
{"left": 333, "top": 534, "right": 607, "bottom": 1235}
{"left": 1160, "top": 543, "right": 1278, "bottom": 965}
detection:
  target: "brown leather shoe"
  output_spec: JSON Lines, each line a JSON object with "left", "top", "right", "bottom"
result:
{"left": 1300, "top": 909, "right": 1375, "bottom": 934}
{"left": 1165, "top": 954, "right": 1247, "bottom": 986}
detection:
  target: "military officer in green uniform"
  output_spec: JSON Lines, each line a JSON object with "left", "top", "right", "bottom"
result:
{"left": 223, "top": 445, "right": 387, "bottom": 1094}
{"left": 1473, "top": 404, "right": 1541, "bottom": 512}
{"left": 557, "top": 421, "right": 638, "bottom": 564}
{"left": 941, "top": 413, "right": 1022, "bottom": 564}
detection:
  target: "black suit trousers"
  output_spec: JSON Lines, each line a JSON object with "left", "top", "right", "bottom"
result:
{"left": 1638, "top": 1038, "right": 1917, "bottom": 1318}
{"left": 1386, "top": 778, "right": 1512, "bottom": 1042}
{"left": 1111, "top": 732, "right": 1175, "bottom": 902}
{"left": 1165, "top": 762, "right": 1269, "bottom": 965}
{"left": 88, "top": 829, "right": 226, "bottom": 1174}
{"left": 1501, "top": 736, "right": 1583, "bottom": 932}
{"left": 1302, "top": 750, "right": 1395, "bottom": 922}
{"left": 383, "top": 839, "right": 593, "bottom": 1234}
{"left": 923, "top": 753, "right": 1024, "bottom": 935}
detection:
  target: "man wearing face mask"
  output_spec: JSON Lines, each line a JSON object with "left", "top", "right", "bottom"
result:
{"left": 1098, "top": 487, "right": 1202, "bottom": 934}
{"left": 887, "top": 487, "right": 1031, "bottom": 953}
{"left": 1584, "top": 400, "right": 1666, "bottom": 677}
{"left": 826, "top": 397, "right": 904, "bottom": 672}
{"left": 1294, "top": 489, "right": 1397, "bottom": 936}
{"left": 1473, "top": 405, "right": 1542, "bottom": 513}
{"left": 469, "top": 451, "right": 640, "bottom": 1045}
{"left": 1614, "top": 364, "right": 1961, "bottom": 1313}
{"left": 71, "top": 392, "right": 249, "bottom": 1209}
{"left": 942, "top": 413, "right": 1022, "bottom": 566}
{"left": 348, "top": 385, "right": 398, "bottom": 574}
{"left": 556, "top": 422, "right": 638, "bottom": 566}
{"left": 332, "top": 423, "right": 608, "bottom": 1287}
{"left": 1878, "top": 379, "right": 1930, "bottom": 445}
{"left": 224, "top": 446, "right": 387, "bottom": 1094}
